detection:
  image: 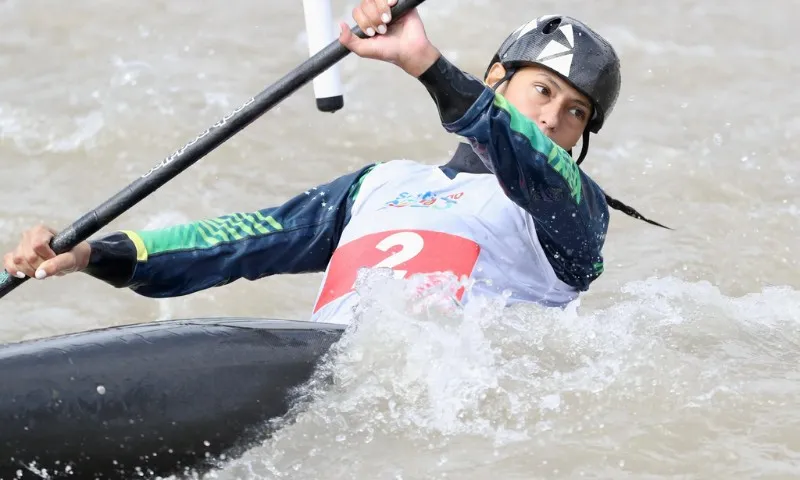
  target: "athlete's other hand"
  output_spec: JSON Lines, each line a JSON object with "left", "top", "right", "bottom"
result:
{"left": 3, "top": 225, "right": 91, "bottom": 280}
{"left": 338, "top": 0, "right": 441, "bottom": 77}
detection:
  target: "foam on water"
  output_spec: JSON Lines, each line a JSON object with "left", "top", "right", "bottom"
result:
{"left": 195, "top": 271, "right": 800, "bottom": 479}
{"left": 0, "top": 1, "right": 797, "bottom": 478}
{"left": 1, "top": 105, "right": 100, "bottom": 156}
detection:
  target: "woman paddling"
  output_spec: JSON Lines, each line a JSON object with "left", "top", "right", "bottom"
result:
{"left": 2, "top": 1, "right": 667, "bottom": 321}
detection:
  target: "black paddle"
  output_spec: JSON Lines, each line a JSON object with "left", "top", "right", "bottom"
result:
{"left": 0, "top": 0, "right": 427, "bottom": 300}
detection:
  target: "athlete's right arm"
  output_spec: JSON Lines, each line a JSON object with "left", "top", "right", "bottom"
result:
{"left": 2, "top": 165, "right": 375, "bottom": 298}
{"left": 415, "top": 55, "right": 609, "bottom": 291}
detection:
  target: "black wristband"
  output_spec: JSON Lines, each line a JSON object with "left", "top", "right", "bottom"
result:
{"left": 84, "top": 232, "right": 138, "bottom": 288}
{"left": 417, "top": 55, "right": 487, "bottom": 124}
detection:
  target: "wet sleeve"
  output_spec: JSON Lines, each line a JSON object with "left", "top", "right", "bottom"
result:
{"left": 83, "top": 164, "right": 376, "bottom": 298}
{"left": 418, "top": 56, "right": 609, "bottom": 290}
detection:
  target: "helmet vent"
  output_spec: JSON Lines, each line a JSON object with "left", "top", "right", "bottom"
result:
{"left": 542, "top": 17, "right": 562, "bottom": 34}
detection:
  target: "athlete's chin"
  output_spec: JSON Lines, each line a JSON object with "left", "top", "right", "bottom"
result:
{"left": 547, "top": 134, "right": 579, "bottom": 152}
{"left": 541, "top": 131, "right": 567, "bottom": 149}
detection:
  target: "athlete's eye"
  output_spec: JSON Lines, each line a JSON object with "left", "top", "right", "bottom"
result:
{"left": 569, "top": 107, "right": 587, "bottom": 120}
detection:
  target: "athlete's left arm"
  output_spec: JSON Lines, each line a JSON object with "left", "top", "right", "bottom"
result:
{"left": 417, "top": 55, "right": 609, "bottom": 290}
{"left": 84, "top": 164, "right": 375, "bottom": 298}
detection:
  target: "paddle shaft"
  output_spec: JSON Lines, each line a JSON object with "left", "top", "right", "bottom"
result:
{"left": 0, "top": 0, "right": 427, "bottom": 299}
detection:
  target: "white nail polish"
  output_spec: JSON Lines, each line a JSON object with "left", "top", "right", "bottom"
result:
{"left": 382, "top": 13, "right": 391, "bottom": 23}
{"left": 366, "top": 27, "right": 375, "bottom": 37}
{"left": 15, "top": 271, "right": 25, "bottom": 279}
{"left": 377, "top": 24, "right": 387, "bottom": 35}
{"left": 35, "top": 269, "right": 47, "bottom": 279}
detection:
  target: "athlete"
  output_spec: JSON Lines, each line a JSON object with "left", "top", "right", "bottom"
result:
{"left": 2, "top": 2, "right": 667, "bottom": 321}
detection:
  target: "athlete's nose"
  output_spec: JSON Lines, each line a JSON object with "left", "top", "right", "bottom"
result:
{"left": 538, "top": 102, "right": 560, "bottom": 134}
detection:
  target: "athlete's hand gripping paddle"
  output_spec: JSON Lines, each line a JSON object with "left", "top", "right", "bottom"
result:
{"left": 0, "top": 0, "right": 428, "bottom": 300}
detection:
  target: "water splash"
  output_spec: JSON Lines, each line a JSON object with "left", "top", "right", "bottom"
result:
{"left": 210, "top": 273, "right": 800, "bottom": 479}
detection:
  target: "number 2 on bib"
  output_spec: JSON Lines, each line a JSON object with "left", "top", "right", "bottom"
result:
{"left": 313, "top": 230, "right": 481, "bottom": 313}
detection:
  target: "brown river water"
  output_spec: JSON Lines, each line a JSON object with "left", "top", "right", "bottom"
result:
{"left": 1, "top": 0, "right": 798, "bottom": 478}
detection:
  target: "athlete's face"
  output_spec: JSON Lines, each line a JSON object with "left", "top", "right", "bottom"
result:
{"left": 485, "top": 63, "right": 592, "bottom": 153}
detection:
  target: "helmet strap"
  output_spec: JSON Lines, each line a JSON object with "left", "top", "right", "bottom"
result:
{"left": 576, "top": 129, "right": 591, "bottom": 165}
{"left": 491, "top": 67, "right": 516, "bottom": 91}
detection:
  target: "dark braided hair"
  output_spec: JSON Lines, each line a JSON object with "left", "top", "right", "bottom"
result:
{"left": 574, "top": 129, "right": 671, "bottom": 230}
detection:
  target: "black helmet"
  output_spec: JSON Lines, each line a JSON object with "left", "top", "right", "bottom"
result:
{"left": 485, "top": 17, "right": 671, "bottom": 230}
{"left": 486, "top": 15, "right": 621, "bottom": 134}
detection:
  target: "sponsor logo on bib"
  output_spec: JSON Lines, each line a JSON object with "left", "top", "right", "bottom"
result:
{"left": 382, "top": 191, "right": 464, "bottom": 210}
